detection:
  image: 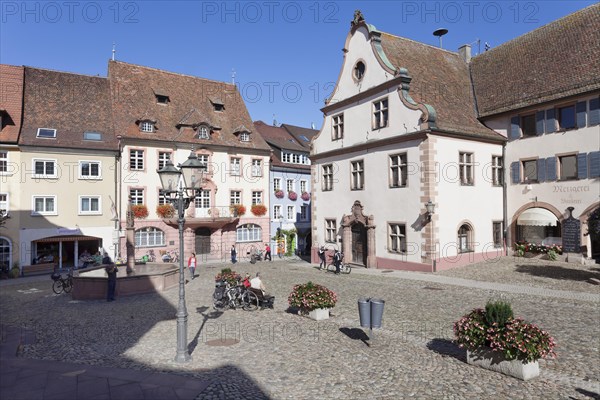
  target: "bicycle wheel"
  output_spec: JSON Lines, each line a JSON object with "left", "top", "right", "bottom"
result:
{"left": 327, "top": 263, "right": 336, "bottom": 273}
{"left": 341, "top": 264, "right": 352, "bottom": 274}
{"left": 213, "top": 293, "right": 227, "bottom": 311}
{"left": 52, "top": 280, "right": 64, "bottom": 294}
{"left": 63, "top": 279, "right": 73, "bottom": 293}
{"left": 242, "top": 291, "right": 259, "bottom": 311}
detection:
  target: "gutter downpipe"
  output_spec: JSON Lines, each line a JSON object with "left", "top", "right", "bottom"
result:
{"left": 503, "top": 142, "right": 508, "bottom": 256}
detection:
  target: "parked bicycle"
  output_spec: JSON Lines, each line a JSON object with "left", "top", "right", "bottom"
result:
{"left": 212, "top": 279, "right": 259, "bottom": 311}
{"left": 51, "top": 270, "right": 74, "bottom": 294}
{"left": 161, "top": 249, "right": 179, "bottom": 263}
{"left": 326, "top": 251, "right": 352, "bottom": 274}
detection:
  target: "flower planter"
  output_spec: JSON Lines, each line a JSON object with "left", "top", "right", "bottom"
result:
{"left": 308, "top": 308, "right": 330, "bottom": 321}
{"left": 467, "top": 348, "right": 539, "bottom": 381}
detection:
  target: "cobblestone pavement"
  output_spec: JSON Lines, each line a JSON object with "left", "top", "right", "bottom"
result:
{"left": 0, "top": 257, "right": 598, "bottom": 399}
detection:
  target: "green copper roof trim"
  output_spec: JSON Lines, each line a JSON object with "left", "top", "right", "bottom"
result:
{"left": 398, "top": 68, "right": 437, "bottom": 129}
{"left": 370, "top": 30, "right": 398, "bottom": 74}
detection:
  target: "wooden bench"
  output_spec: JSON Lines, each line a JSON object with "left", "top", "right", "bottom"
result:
{"left": 22, "top": 263, "right": 56, "bottom": 276}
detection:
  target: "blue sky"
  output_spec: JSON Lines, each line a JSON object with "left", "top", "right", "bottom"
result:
{"left": 1, "top": 1, "right": 596, "bottom": 129}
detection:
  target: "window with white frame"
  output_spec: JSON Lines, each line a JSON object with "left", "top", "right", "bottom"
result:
{"left": 292, "top": 154, "right": 301, "bottom": 164}
{"left": 0, "top": 151, "right": 7, "bottom": 173}
{"left": 388, "top": 223, "right": 406, "bottom": 253}
{"left": 230, "top": 190, "right": 241, "bottom": 205}
{"left": 158, "top": 189, "right": 169, "bottom": 206}
{"left": 286, "top": 179, "right": 295, "bottom": 192}
{"left": 79, "top": 196, "right": 101, "bottom": 214}
{"left": 32, "top": 196, "right": 56, "bottom": 215}
{"left": 0, "top": 238, "right": 10, "bottom": 271}
{"left": 287, "top": 205, "right": 295, "bottom": 220}
{"left": 300, "top": 180, "right": 307, "bottom": 193}
{"left": 79, "top": 161, "right": 101, "bottom": 179}
{"left": 135, "top": 227, "right": 165, "bottom": 247}
{"left": 129, "top": 188, "right": 144, "bottom": 205}
{"left": 351, "top": 160, "right": 364, "bottom": 190}
{"left": 194, "top": 189, "right": 211, "bottom": 208}
{"left": 373, "top": 98, "right": 389, "bottom": 129}
{"left": 273, "top": 205, "right": 282, "bottom": 219}
{"left": 198, "top": 125, "right": 210, "bottom": 139}
{"left": 322, "top": 164, "right": 333, "bottom": 191}
{"left": 282, "top": 152, "right": 291, "bottom": 163}
{"left": 459, "top": 152, "right": 474, "bottom": 185}
{"left": 325, "top": 219, "right": 336, "bottom": 243}
{"left": 0, "top": 193, "right": 8, "bottom": 213}
{"left": 140, "top": 121, "right": 154, "bottom": 133}
{"left": 251, "top": 159, "right": 262, "bottom": 177}
{"left": 129, "top": 149, "right": 144, "bottom": 170}
{"left": 236, "top": 224, "right": 262, "bottom": 242}
{"left": 33, "top": 159, "right": 57, "bottom": 178}
{"left": 491, "top": 156, "right": 503, "bottom": 186}
{"left": 230, "top": 157, "right": 241, "bottom": 176}
{"left": 36, "top": 128, "right": 56, "bottom": 138}
{"left": 158, "top": 152, "right": 171, "bottom": 170}
{"left": 300, "top": 205, "right": 308, "bottom": 220}
{"left": 252, "top": 191, "right": 262, "bottom": 205}
{"left": 239, "top": 132, "right": 250, "bottom": 142}
{"left": 493, "top": 221, "right": 503, "bottom": 248}
{"left": 332, "top": 114, "right": 344, "bottom": 140}
{"left": 273, "top": 177, "right": 281, "bottom": 191}
{"left": 197, "top": 154, "right": 209, "bottom": 171}
{"left": 390, "top": 153, "right": 408, "bottom": 188}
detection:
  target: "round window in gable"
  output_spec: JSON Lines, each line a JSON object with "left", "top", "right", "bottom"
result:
{"left": 353, "top": 61, "right": 366, "bottom": 81}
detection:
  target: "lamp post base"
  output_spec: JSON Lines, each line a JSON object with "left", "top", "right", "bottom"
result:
{"left": 174, "top": 353, "right": 192, "bottom": 363}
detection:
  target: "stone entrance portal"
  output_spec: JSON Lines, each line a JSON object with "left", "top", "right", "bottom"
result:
{"left": 342, "top": 201, "right": 376, "bottom": 268}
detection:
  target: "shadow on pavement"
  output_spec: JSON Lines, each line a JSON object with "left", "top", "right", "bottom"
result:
{"left": 515, "top": 264, "right": 600, "bottom": 282}
{"left": 426, "top": 338, "right": 465, "bottom": 362}
{"left": 339, "top": 327, "right": 370, "bottom": 346}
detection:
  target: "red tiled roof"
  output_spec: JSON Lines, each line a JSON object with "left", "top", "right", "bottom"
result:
{"left": 109, "top": 61, "right": 270, "bottom": 152}
{"left": 281, "top": 124, "right": 318, "bottom": 148}
{"left": 471, "top": 4, "right": 600, "bottom": 117}
{"left": 19, "top": 67, "right": 118, "bottom": 150}
{"left": 253, "top": 121, "right": 313, "bottom": 170}
{"left": 0, "top": 65, "right": 24, "bottom": 143}
{"left": 379, "top": 33, "right": 501, "bottom": 139}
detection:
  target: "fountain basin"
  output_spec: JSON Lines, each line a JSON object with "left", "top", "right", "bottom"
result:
{"left": 71, "top": 264, "right": 180, "bottom": 300}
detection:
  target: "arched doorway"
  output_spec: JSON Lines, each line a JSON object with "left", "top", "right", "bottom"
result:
{"left": 195, "top": 228, "right": 211, "bottom": 259}
{"left": 351, "top": 223, "right": 367, "bottom": 265}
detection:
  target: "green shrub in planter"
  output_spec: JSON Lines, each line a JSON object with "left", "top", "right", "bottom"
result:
{"left": 9, "top": 267, "right": 20, "bottom": 279}
{"left": 547, "top": 249, "right": 558, "bottom": 261}
{"left": 485, "top": 300, "right": 513, "bottom": 327}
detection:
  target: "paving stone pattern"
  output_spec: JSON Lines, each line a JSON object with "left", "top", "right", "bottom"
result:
{"left": 0, "top": 257, "right": 598, "bottom": 399}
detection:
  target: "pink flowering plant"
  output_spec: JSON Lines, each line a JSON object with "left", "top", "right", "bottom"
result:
{"left": 288, "top": 191, "right": 298, "bottom": 201}
{"left": 215, "top": 268, "right": 241, "bottom": 285}
{"left": 275, "top": 190, "right": 284, "bottom": 199}
{"left": 301, "top": 191, "right": 310, "bottom": 201}
{"left": 288, "top": 281, "right": 338, "bottom": 312}
{"left": 453, "top": 301, "right": 556, "bottom": 363}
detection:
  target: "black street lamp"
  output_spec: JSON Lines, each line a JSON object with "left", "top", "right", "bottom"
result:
{"left": 157, "top": 150, "right": 206, "bottom": 363}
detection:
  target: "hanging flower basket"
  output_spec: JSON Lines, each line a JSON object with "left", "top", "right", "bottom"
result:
{"left": 301, "top": 191, "right": 310, "bottom": 201}
{"left": 230, "top": 204, "right": 246, "bottom": 217}
{"left": 251, "top": 204, "right": 267, "bottom": 217}
{"left": 275, "top": 190, "right": 284, "bottom": 199}
{"left": 288, "top": 281, "right": 337, "bottom": 313}
{"left": 131, "top": 205, "right": 148, "bottom": 219}
{"left": 288, "top": 191, "right": 298, "bottom": 201}
{"left": 156, "top": 204, "right": 175, "bottom": 219}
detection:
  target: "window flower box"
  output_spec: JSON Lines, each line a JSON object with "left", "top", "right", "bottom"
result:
{"left": 275, "top": 190, "right": 284, "bottom": 199}
{"left": 131, "top": 205, "right": 148, "bottom": 219}
{"left": 251, "top": 204, "right": 267, "bottom": 217}
{"left": 288, "top": 191, "right": 297, "bottom": 201}
{"left": 156, "top": 204, "right": 175, "bottom": 219}
{"left": 230, "top": 204, "right": 246, "bottom": 217}
{"left": 301, "top": 191, "right": 310, "bottom": 201}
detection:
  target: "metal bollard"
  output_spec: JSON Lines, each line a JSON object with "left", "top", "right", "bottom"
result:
{"left": 357, "top": 297, "right": 385, "bottom": 344}
{"left": 358, "top": 297, "right": 371, "bottom": 328}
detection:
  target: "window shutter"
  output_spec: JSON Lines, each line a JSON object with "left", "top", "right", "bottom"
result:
{"left": 509, "top": 116, "right": 520, "bottom": 140}
{"left": 535, "top": 111, "right": 545, "bottom": 135}
{"left": 576, "top": 101, "right": 587, "bottom": 128}
{"left": 545, "top": 109, "right": 556, "bottom": 133}
{"left": 511, "top": 162, "right": 520, "bottom": 184}
{"left": 589, "top": 151, "right": 600, "bottom": 178}
{"left": 546, "top": 157, "right": 557, "bottom": 181}
{"left": 577, "top": 153, "right": 588, "bottom": 179}
{"left": 589, "top": 98, "right": 600, "bottom": 126}
{"left": 537, "top": 158, "right": 546, "bottom": 182}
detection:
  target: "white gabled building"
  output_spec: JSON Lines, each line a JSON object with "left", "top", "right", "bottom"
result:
{"left": 311, "top": 11, "right": 506, "bottom": 271}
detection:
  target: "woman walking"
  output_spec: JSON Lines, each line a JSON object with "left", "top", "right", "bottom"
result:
{"left": 188, "top": 252, "right": 197, "bottom": 280}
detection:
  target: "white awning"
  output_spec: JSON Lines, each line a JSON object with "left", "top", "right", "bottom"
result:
{"left": 517, "top": 208, "right": 558, "bottom": 226}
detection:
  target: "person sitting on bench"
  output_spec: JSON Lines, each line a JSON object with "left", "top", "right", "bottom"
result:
{"left": 249, "top": 272, "right": 275, "bottom": 307}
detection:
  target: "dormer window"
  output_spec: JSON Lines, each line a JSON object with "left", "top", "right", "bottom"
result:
{"left": 240, "top": 132, "right": 250, "bottom": 142}
{"left": 153, "top": 88, "right": 170, "bottom": 105}
{"left": 198, "top": 125, "right": 210, "bottom": 139}
{"left": 140, "top": 121, "right": 154, "bottom": 133}
{"left": 37, "top": 128, "right": 57, "bottom": 138}
{"left": 210, "top": 97, "right": 225, "bottom": 112}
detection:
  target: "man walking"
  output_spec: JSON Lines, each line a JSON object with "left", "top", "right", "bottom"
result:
{"left": 106, "top": 263, "right": 118, "bottom": 301}
{"left": 318, "top": 246, "right": 326, "bottom": 270}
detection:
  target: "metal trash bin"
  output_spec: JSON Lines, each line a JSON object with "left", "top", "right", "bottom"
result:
{"left": 358, "top": 297, "right": 371, "bottom": 328}
{"left": 370, "top": 298, "right": 385, "bottom": 329}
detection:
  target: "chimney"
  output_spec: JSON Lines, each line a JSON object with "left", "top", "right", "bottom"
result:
{"left": 458, "top": 44, "right": 471, "bottom": 63}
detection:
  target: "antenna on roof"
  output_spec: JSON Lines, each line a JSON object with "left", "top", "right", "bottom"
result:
{"left": 273, "top": 114, "right": 278, "bottom": 127}
{"left": 231, "top": 68, "right": 236, "bottom": 84}
{"left": 112, "top": 42, "right": 116, "bottom": 61}
{"left": 433, "top": 28, "right": 448, "bottom": 49}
